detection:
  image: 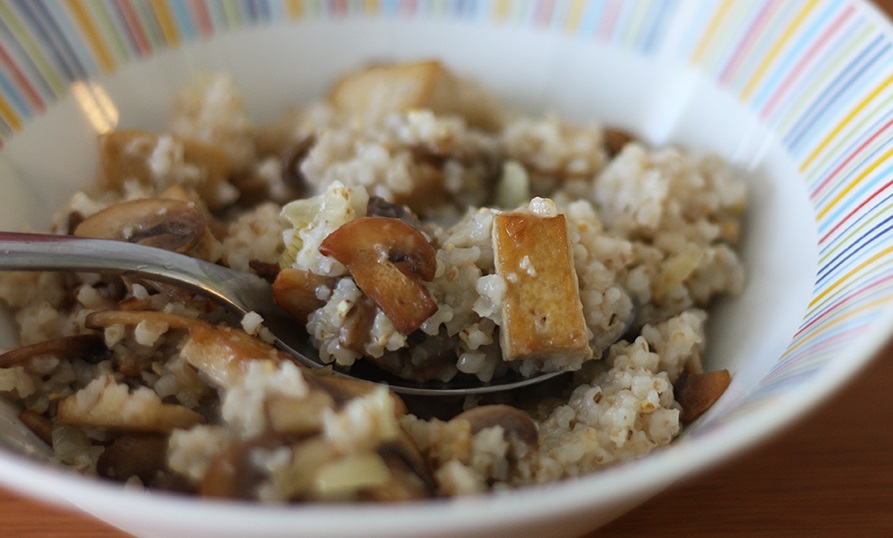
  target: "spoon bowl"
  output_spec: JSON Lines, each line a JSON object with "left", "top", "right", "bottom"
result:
{"left": 0, "top": 231, "right": 567, "bottom": 396}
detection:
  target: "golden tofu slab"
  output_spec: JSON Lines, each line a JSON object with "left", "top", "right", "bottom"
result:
{"left": 327, "top": 60, "right": 501, "bottom": 131}
{"left": 493, "top": 211, "right": 591, "bottom": 363}
{"left": 98, "top": 129, "right": 231, "bottom": 208}
{"left": 329, "top": 60, "right": 442, "bottom": 115}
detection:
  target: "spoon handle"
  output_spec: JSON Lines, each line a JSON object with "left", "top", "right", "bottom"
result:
{"left": 0, "top": 231, "right": 261, "bottom": 315}
{"left": 0, "top": 231, "right": 328, "bottom": 373}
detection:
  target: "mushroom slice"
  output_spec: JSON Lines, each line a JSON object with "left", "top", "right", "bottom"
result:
{"left": 674, "top": 369, "right": 731, "bottom": 425}
{"left": 367, "top": 430, "right": 435, "bottom": 501}
{"left": 366, "top": 196, "right": 428, "bottom": 234}
{"left": 74, "top": 198, "right": 209, "bottom": 256}
{"left": 181, "top": 322, "right": 408, "bottom": 422}
{"left": 327, "top": 60, "right": 501, "bottom": 131}
{"left": 180, "top": 323, "right": 287, "bottom": 390}
{"left": 0, "top": 334, "right": 107, "bottom": 368}
{"left": 97, "top": 434, "right": 169, "bottom": 482}
{"left": 454, "top": 404, "right": 539, "bottom": 448}
{"left": 57, "top": 375, "right": 204, "bottom": 433}
{"left": 18, "top": 409, "right": 53, "bottom": 446}
{"left": 319, "top": 217, "right": 437, "bottom": 335}
{"left": 85, "top": 310, "right": 206, "bottom": 332}
{"left": 281, "top": 134, "right": 316, "bottom": 193}
{"left": 271, "top": 268, "right": 331, "bottom": 324}
{"left": 85, "top": 311, "right": 204, "bottom": 375}
{"left": 493, "top": 210, "right": 591, "bottom": 364}
{"left": 200, "top": 434, "right": 283, "bottom": 499}
{"left": 265, "top": 389, "right": 336, "bottom": 437}
{"left": 338, "top": 294, "right": 377, "bottom": 353}
{"left": 249, "top": 259, "right": 281, "bottom": 282}
{"left": 603, "top": 127, "right": 635, "bottom": 157}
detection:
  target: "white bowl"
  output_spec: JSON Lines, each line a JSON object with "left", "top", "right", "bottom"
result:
{"left": 1, "top": 1, "right": 893, "bottom": 536}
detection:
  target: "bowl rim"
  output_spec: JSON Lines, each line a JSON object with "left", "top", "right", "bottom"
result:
{"left": 2, "top": 0, "right": 893, "bottom": 535}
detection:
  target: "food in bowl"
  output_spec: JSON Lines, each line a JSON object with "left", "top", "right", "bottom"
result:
{"left": 0, "top": 60, "right": 745, "bottom": 501}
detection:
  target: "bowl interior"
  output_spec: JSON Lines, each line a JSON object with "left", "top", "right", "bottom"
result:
{"left": 0, "top": 2, "right": 891, "bottom": 537}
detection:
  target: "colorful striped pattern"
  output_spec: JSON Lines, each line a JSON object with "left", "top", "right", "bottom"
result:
{"left": 0, "top": 0, "right": 679, "bottom": 140}
{"left": 2, "top": 0, "right": 893, "bottom": 418}
{"left": 682, "top": 0, "right": 893, "bottom": 404}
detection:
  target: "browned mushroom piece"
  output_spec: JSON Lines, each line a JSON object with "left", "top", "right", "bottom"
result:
{"left": 66, "top": 211, "right": 85, "bottom": 235}
{"left": 364, "top": 430, "right": 436, "bottom": 501}
{"left": 85, "top": 310, "right": 207, "bottom": 332}
{"left": 248, "top": 259, "right": 281, "bottom": 282}
{"left": 181, "top": 320, "right": 409, "bottom": 424}
{"left": 180, "top": 322, "right": 288, "bottom": 390}
{"left": 156, "top": 184, "right": 228, "bottom": 239}
{"left": 84, "top": 311, "right": 208, "bottom": 376}
{"left": 360, "top": 347, "right": 458, "bottom": 383}
{"left": 97, "top": 434, "right": 169, "bottom": 483}
{"left": 271, "top": 268, "right": 332, "bottom": 325}
{"left": 366, "top": 196, "right": 428, "bottom": 235}
{"left": 73, "top": 198, "right": 215, "bottom": 259}
{"left": 454, "top": 404, "right": 539, "bottom": 448}
{"left": 338, "top": 294, "right": 377, "bottom": 353}
{"left": 0, "top": 334, "right": 107, "bottom": 368}
{"left": 281, "top": 134, "right": 316, "bottom": 191}
{"left": 17, "top": 409, "right": 53, "bottom": 446}
{"left": 674, "top": 369, "right": 732, "bottom": 425}
{"left": 225, "top": 134, "right": 315, "bottom": 207}
{"left": 265, "top": 390, "right": 336, "bottom": 438}
{"left": 319, "top": 217, "right": 438, "bottom": 335}
{"left": 603, "top": 127, "right": 635, "bottom": 157}
{"left": 227, "top": 174, "right": 269, "bottom": 208}
{"left": 200, "top": 434, "right": 283, "bottom": 499}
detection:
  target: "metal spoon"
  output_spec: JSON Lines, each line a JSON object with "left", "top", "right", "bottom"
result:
{"left": 0, "top": 231, "right": 570, "bottom": 396}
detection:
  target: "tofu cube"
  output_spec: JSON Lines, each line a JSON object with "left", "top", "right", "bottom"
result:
{"left": 493, "top": 211, "right": 592, "bottom": 363}
{"left": 97, "top": 129, "right": 231, "bottom": 209}
{"left": 327, "top": 60, "right": 502, "bottom": 131}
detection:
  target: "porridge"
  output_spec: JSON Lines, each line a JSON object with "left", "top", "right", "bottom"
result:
{"left": 0, "top": 60, "right": 745, "bottom": 500}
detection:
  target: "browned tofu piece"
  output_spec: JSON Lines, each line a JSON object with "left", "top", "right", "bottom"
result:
{"left": 327, "top": 60, "right": 501, "bottom": 131}
{"left": 97, "top": 129, "right": 231, "bottom": 209}
{"left": 493, "top": 211, "right": 591, "bottom": 363}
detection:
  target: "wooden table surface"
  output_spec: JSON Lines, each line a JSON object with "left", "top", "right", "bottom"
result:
{"left": 5, "top": 1, "right": 893, "bottom": 535}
